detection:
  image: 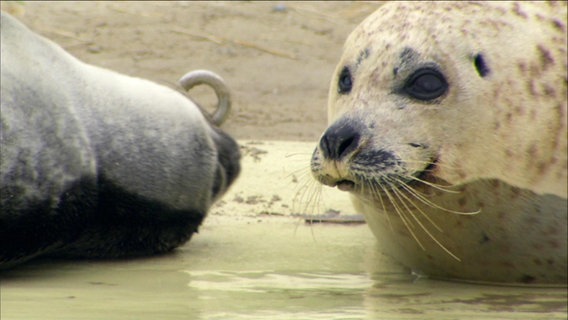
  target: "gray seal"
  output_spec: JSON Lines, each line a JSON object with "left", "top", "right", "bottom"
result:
{"left": 0, "top": 12, "right": 240, "bottom": 269}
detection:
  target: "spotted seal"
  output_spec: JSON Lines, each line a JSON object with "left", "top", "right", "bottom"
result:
{"left": 311, "top": 1, "right": 567, "bottom": 284}
{"left": 0, "top": 12, "right": 240, "bottom": 269}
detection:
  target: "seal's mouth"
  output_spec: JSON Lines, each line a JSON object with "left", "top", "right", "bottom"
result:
{"left": 336, "top": 180, "right": 356, "bottom": 191}
{"left": 411, "top": 159, "right": 438, "bottom": 185}
{"left": 328, "top": 158, "right": 439, "bottom": 193}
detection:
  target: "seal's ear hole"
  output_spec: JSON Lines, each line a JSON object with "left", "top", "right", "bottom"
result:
{"left": 337, "top": 66, "right": 353, "bottom": 94}
{"left": 474, "top": 53, "right": 490, "bottom": 78}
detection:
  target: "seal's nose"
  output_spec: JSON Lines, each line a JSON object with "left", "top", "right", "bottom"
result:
{"left": 319, "top": 121, "right": 361, "bottom": 160}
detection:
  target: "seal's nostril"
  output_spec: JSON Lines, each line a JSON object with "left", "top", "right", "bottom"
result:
{"left": 338, "top": 136, "right": 356, "bottom": 158}
{"left": 319, "top": 121, "right": 361, "bottom": 160}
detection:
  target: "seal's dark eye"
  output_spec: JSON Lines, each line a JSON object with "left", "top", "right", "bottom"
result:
{"left": 403, "top": 68, "right": 448, "bottom": 101}
{"left": 337, "top": 66, "right": 352, "bottom": 94}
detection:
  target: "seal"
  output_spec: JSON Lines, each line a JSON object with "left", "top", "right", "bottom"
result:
{"left": 0, "top": 12, "right": 240, "bottom": 269}
{"left": 311, "top": 1, "right": 567, "bottom": 285}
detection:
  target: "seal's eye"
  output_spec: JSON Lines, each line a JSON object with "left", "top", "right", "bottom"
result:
{"left": 404, "top": 68, "right": 448, "bottom": 101}
{"left": 337, "top": 66, "right": 352, "bottom": 94}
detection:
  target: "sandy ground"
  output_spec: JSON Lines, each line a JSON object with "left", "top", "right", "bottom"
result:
{"left": 4, "top": 1, "right": 379, "bottom": 141}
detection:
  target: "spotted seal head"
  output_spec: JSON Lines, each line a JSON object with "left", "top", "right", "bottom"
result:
{"left": 311, "top": 2, "right": 567, "bottom": 284}
{"left": 0, "top": 12, "right": 240, "bottom": 269}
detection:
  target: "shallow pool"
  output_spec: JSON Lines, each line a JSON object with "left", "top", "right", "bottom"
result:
{"left": 2, "top": 141, "right": 566, "bottom": 319}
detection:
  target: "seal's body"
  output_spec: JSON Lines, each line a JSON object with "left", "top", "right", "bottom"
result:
{"left": 0, "top": 13, "right": 240, "bottom": 269}
{"left": 311, "top": 1, "right": 567, "bottom": 284}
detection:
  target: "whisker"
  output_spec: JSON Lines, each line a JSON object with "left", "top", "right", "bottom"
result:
{"left": 389, "top": 178, "right": 443, "bottom": 233}
{"left": 395, "top": 177, "right": 481, "bottom": 215}
{"left": 298, "top": 180, "right": 322, "bottom": 214}
{"left": 291, "top": 171, "right": 323, "bottom": 240}
{"left": 365, "top": 177, "right": 394, "bottom": 232}
{"left": 392, "top": 190, "right": 461, "bottom": 262}
{"left": 402, "top": 159, "right": 460, "bottom": 171}
{"left": 407, "top": 175, "right": 461, "bottom": 194}
{"left": 292, "top": 170, "right": 321, "bottom": 213}
{"left": 287, "top": 166, "right": 314, "bottom": 181}
{"left": 388, "top": 161, "right": 460, "bottom": 194}
{"left": 379, "top": 182, "right": 425, "bottom": 251}
{"left": 284, "top": 152, "right": 314, "bottom": 158}
{"left": 390, "top": 186, "right": 461, "bottom": 261}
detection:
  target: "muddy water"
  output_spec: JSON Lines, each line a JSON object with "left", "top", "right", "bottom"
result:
{"left": 2, "top": 141, "right": 566, "bottom": 319}
{"left": 2, "top": 218, "right": 566, "bottom": 320}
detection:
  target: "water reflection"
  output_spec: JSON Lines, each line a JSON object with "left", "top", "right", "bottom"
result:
{"left": 186, "top": 271, "right": 372, "bottom": 320}
{"left": 366, "top": 273, "right": 568, "bottom": 319}
{"left": 1, "top": 218, "right": 566, "bottom": 320}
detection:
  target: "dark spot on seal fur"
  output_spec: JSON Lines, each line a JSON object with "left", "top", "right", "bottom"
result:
{"left": 520, "top": 274, "right": 536, "bottom": 284}
{"left": 537, "top": 44, "right": 555, "bottom": 71}
{"left": 473, "top": 53, "right": 490, "bottom": 77}
{"left": 393, "top": 47, "right": 420, "bottom": 77}
{"left": 512, "top": 2, "right": 528, "bottom": 19}
{"left": 479, "top": 233, "right": 491, "bottom": 244}
{"left": 547, "top": 259, "right": 555, "bottom": 265}
{"left": 551, "top": 18, "right": 565, "bottom": 32}
{"left": 400, "top": 47, "right": 419, "bottom": 64}
{"left": 356, "top": 48, "right": 370, "bottom": 66}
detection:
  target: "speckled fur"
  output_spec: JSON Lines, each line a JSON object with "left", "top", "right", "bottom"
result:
{"left": 312, "top": 1, "right": 567, "bottom": 284}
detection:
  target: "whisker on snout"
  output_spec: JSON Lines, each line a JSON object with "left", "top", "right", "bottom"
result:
{"left": 395, "top": 176, "right": 481, "bottom": 215}
{"left": 360, "top": 175, "right": 462, "bottom": 261}
{"left": 390, "top": 185, "right": 461, "bottom": 262}
{"left": 291, "top": 166, "right": 325, "bottom": 215}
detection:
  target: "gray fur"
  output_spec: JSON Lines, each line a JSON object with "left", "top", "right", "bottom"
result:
{"left": 0, "top": 12, "right": 240, "bottom": 268}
